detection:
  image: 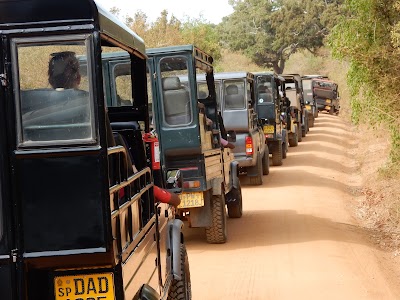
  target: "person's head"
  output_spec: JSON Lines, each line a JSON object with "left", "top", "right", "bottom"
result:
{"left": 48, "top": 51, "right": 81, "bottom": 89}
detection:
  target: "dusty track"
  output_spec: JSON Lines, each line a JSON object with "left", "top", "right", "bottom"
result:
{"left": 183, "top": 114, "right": 400, "bottom": 299}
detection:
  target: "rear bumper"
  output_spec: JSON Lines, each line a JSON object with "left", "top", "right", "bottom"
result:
{"left": 235, "top": 155, "right": 256, "bottom": 167}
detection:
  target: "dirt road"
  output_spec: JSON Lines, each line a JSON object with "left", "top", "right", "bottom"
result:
{"left": 183, "top": 114, "right": 400, "bottom": 300}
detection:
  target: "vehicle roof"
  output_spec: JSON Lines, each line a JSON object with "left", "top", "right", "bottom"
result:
{"left": 147, "top": 45, "right": 214, "bottom": 70}
{"left": 0, "top": 0, "right": 145, "bottom": 56}
{"left": 213, "top": 72, "right": 255, "bottom": 81}
{"left": 302, "top": 74, "right": 329, "bottom": 79}
{"left": 312, "top": 78, "right": 337, "bottom": 84}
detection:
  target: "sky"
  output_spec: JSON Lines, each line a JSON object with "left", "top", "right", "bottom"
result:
{"left": 96, "top": 0, "right": 234, "bottom": 24}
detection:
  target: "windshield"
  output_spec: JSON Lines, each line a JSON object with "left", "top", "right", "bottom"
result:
{"left": 159, "top": 56, "right": 192, "bottom": 126}
{"left": 12, "top": 35, "right": 95, "bottom": 147}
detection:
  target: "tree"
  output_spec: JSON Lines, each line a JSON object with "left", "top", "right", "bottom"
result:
{"left": 181, "top": 17, "right": 222, "bottom": 61}
{"left": 219, "top": 0, "right": 343, "bottom": 73}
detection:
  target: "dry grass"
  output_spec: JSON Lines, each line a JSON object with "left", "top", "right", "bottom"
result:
{"left": 351, "top": 123, "right": 400, "bottom": 252}
{"left": 214, "top": 49, "right": 265, "bottom": 73}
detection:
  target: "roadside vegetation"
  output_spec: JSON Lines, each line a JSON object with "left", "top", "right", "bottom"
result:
{"left": 111, "top": 0, "right": 400, "bottom": 252}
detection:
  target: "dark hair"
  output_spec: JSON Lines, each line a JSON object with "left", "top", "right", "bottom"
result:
{"left": 48, "top": 51, "right": 80, "bottom": 89}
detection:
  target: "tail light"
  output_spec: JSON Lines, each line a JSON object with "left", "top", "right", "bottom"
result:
{"left": 245, "top": 136, "right": 253, "bottom": 156}
{"left": 182, "top": 180, "right": 201, "bottom": 188}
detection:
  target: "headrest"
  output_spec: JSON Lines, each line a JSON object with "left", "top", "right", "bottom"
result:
{"left": 226, "top": 85, "right": 238, "bottom": 95}
{"left": 162, "top": 77, "right": 181, "bottom": 90}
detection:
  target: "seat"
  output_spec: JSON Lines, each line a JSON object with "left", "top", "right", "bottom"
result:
{"left": 162, "top": 77, "right": 191, "bottom": 125}
{"left": 21, "top": 88, "right": 91, "bottom": 141}
{"left": 225, "top": 84, "right": 244, "bottom": 109}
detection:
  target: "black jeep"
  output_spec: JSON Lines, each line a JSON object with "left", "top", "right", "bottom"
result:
{"left": 253, "top": 72, "right": 288, "bottom": 165}
{"left": 0, "top": 1, "right": 190, "bottom": 299}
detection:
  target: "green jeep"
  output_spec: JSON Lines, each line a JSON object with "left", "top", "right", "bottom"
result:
{"left": 147, "top": 45, "right": 243, "bottom": 244}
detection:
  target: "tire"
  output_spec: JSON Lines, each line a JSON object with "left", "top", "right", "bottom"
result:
{"left": 271, "top": 142, "right": 283, "bottom": 166}
{"left": 167, "top": 244, "right": 192, "bottom": 300}
{"left": 205, "top": 194, "right": 227, "bottom": 243}
{"left": 309, "top": 117, "right": 314, "bottom": 128}
{"left": 227, "top": 182, "right": 243, "bottom": 218}
{"left": 282, "top": 141, "right": 287, "bottom": 159}
{"left": 329, "top": 106, "right": 335, "bottom": 115}
{"left": 298, "top": 124, "right": 303, "bottom": 142}
{"left": 249, "top": 154, "right": 263, "bottom": 185}
{"left": 315, "top": 110, "right": 319, "bottom": 118}
{"left": 302, "top": 126, "right": 306, "bottom": 138}
{"left": 289, "top": 125, "right": 298, "bottom": 147}
{"left": 262, "top": 147, "right": 270, "bottom": 175}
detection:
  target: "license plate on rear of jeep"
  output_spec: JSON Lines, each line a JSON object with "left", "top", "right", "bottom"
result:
{"left": 305, "top": 105, "right": 311, "bottom": 110}
{"left": 263, "top": 125, "right": 274, "bottom": 134}
{"left": 54, "top": 273, "right": 115, "bottom": 300}
{"left": 326, "top": 99, "right": 332, "bottom": 104}
{"left": 178, "top": 192, "right": 204, "bottom": 208}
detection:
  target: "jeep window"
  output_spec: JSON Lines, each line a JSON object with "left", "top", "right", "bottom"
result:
{"left": 197, "top": 82, "right": 209, "bottom": 99}
{"left": 146, "top": 64, "right": 154, "bottom": 125}
{"left": 12, "top": 35, "right": 95, "bottom": 147}
{"left": 113, "top": 62, "right": 133, "bottom": 106}
{"left": 257, "top": 81, "right": 273, "bottom": 104}
{"left": 302, "top": 80, "right": 312, "bottom": 90}
{"left": 223, "top": 80, "right": 245, "bottom": 110}
{"left": 159, "top": 56, "right": 192, "bottom": 126}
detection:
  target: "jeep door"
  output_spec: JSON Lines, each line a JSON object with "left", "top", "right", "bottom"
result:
{"left": 0, "top": 35, "right": 15, "bottom": 300}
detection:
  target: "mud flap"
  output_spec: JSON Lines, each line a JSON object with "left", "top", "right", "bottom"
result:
{"left": 230, "top": 160, "right": 239, "bottom": 189}
{"left": 246, "top": 153, "right": 261, "bottom": 177}
{"left": 166, "top": 219, "right": 184, "bottom": 280}
{"left": 187, "top": 190, "right": 212, "bottom": 228}
{"left": 133, "top": 284, "right": 160, "bottom": 300}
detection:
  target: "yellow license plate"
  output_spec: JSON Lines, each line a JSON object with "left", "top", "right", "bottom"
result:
{"left": 263, "top": 125, "right": 274, "bottom": 134}
{"left": 326, "top": 99, "right": 332, "bottom": 103}
{"left": 178, "top": 192, "right": 204, "bottom": 208}
{"left": 54, "top": 273, "right": 115, "bottom": 300}
{"left": 305, "top": 105, "right": 311, "bottom": 110}
{"left": 325, "top": 105, "right": 331, "bottom": 110}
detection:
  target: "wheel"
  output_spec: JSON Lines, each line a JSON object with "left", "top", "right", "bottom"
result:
{"left": 329, "top": 106, "right": 335, "bottom": 114}
{"left": 271, "top": 142, "right": 283, "bottom": 166}
{"left": 309, "top": 117, "right": 314, "bottom": 128}
{"left": 289, "top": 125, "right": 298, "bottom": 147}
{"left": 262, "top": 147, "right": 270, "bottom": 175}
{"left": 315, "top": 110, "right": 319, "bottom": 118}
{"left": 302, "top": 126, "right": 306, "bottom": 137}
{"left": 249, "top": 154, "right": 263, "bottom": 185}
{"left": 227, "top": 182, "right": 243, "bottom": 218}
{"left": 298, "top": 124, "right": 303, "bottom": 142}
{"left": 282, "top": 141, "right": 287, "bottom": 159}
{"left": 167, "top": 244, "right": 192, "bottom": 300}
{"left": 205, "top": 194, "right": 227, "bottom": 243}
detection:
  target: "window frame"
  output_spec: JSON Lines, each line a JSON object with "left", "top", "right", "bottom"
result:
{"left": 11, "top": 34, "right": 98, "bottom": 148}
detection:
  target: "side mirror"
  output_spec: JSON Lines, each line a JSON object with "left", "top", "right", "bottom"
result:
{"left": 305, "top": 101, "right": 310, "bottom": 104}
{"left": 227, "top": 130, "right": 236, "bottom": 143}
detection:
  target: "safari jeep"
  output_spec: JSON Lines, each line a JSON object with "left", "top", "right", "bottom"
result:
{"left": 147, "top": 45, "right": 243, "bottom": 244}
{"left": 253, "top": 72, "right": 288, "bottom": 166}
{"left": 312, "top": 78, "right": 340, "bottom": 115}
{"left": 281, "top": 74, "right": 309, "bottom": 141}
{"left": 0, "top": 1, "right": 190, "bottom": 300}
{"left": 200, "top": 72, "right": 268, "bottom": 185}
{"left": 302, "top": 74, "right": 329, "bottom": 123}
